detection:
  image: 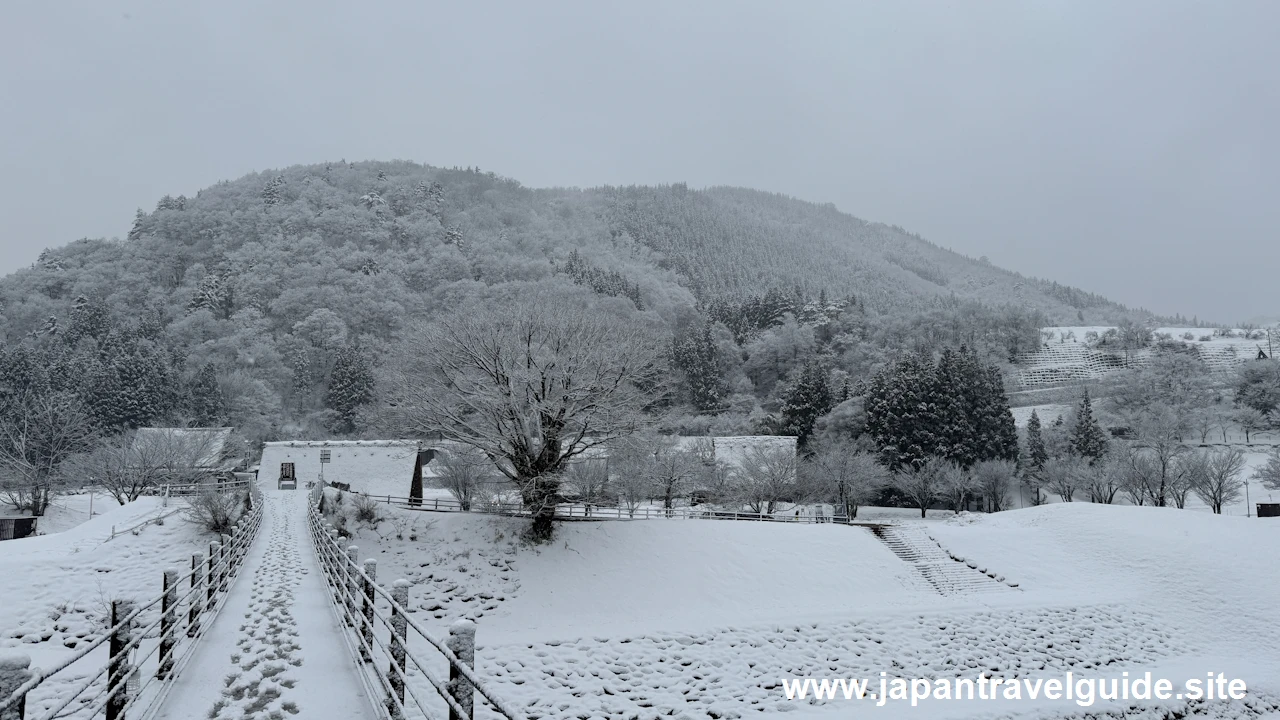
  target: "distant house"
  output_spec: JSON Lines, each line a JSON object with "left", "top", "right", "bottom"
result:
{"left": 131, "top": 427, "right": 243, "bottom": 482}
{"left": 259, "top": 440, "right": 425, "bottom": 497}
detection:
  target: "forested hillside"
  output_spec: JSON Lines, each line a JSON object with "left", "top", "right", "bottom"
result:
{"left": 0, "top": 161, "right": 1158, "bottom": 447}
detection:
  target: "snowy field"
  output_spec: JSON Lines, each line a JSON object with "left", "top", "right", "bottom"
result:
{"left": 322, "top": 494, "right": 1280, "bottom": 719}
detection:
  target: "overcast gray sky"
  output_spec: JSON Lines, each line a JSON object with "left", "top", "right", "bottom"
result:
{"left": 1, "top": 0, "right": 1275, "bottom": 323}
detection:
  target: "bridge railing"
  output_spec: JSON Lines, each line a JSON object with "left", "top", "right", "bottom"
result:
{"left": 307, "top": 485, "right": 524, "bottom": 720}
{"left": 0, "top": 483, "right": 263, "bottom": 720}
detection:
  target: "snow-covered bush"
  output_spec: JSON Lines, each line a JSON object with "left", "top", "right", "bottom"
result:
{"left": 183, "top": 490, "right": 243, "bottom": 534}
{"left": 352, "top": 493, "right": 381, "bottom": 526}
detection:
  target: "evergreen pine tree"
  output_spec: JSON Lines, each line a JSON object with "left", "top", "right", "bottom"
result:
{"left": 66, "top": 295, "right": 111, "bottom": 345}
{"left": 779, "top": 360, "right": 834, "bottom": 447}
{"left": 186, "top": 270, "right": 233, "bottom": 319}
{"left": 672, "top": 321, "right": 725, "bottom": 412}
{"left": 128, "top": 209, "right": 146, "bottom": 242}
{"left": 188, "top": 363, "right": 224, "bottom": 426}
{"left": 1069, "top": 388, "right": 1109, "bottom": 462}
{"left": 261, "top": 175, "right": 285, "bottom": 207}
{"left": 326, "top": 344, "right": 375, "bottom": 433}
{"left": 1026, "top": 410, "right": 1048, "bottom": 470}
{"left": 865, "top": 354, "right": 941, "bottom": 470}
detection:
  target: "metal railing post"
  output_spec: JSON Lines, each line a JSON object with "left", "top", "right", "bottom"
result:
{"left": 447, "top": 620, "right": 476, "bottom": 720}
{"left": 361, "top": 559, "right": 376, "bottom": 663}
{"left": 388, "top": 580, "right": 409, "bottom": 715}
{"left": 188, "top": 553, "right": 204, "bottom": 637}
{"left": 0, "top": 652, "right": 31, "bottom": 720}
{"left": 158, "top": 568, "right": 178, "bottom": 679}
{"left": 106, "top": 599, "right": 136, "bottom": 720}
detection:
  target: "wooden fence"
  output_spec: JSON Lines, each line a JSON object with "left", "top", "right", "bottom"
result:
{"left": 0, "top": 484, "right": 263, "bottom": 720}
{"left": 342, "top": 490, "right": 872, "bottom": 526}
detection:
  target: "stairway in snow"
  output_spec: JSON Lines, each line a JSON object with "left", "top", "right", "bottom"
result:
{"left": 868, "top": 524, "right": 1017, "bottom": 596}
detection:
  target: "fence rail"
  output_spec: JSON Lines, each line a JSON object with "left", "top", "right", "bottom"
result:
{"left": 307, "top": 485, "right": 524, "bottom": 720}
{"left": 345, "top": 491, "right": 873, "bottom": 525}
{"left": 159, "top": 478, "right": 252, "bottom": 498}
{"left": 0, "top": 483, "right": 264, "bottom": 720}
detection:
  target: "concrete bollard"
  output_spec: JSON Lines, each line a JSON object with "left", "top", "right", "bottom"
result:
{"left": 0, "top": 652, "right": 32, "bottom": 720}
{"left": 446, "top": 620, "right": 476, "bottom": 720}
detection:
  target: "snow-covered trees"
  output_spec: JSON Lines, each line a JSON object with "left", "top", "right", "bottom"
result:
{"left": 381, "top": 297, "right": 665, "bottom": 540}
{"left": 1025, "top": 410, "right": 1048, "bottom": 470}
{"left": 778, "top": 360, "right": 834, "bottom": 448}
{"left": 804, "top": 440, "right": 887, "bottom": 519}
{"left": 326, "top": 344, "right": 375, "bottom": 433}
{"left": 1234, "top": 359, "right": 1280, "bottom": 417}
{"left": 1041, "top": 456, "right": 1084, "bottom": 503}
{"left": 1253, "top": 448, "right": 1280, "bottom": 491}
{"left": 865, "top": 346, "right": 1018, "bottom": 471}
{"left": 671, "top": 321, "right": 726, "bottom": 413}
{"left": 564, "top": 457, "right": 611, "bottom": 510}
{"left": 434, "top": 446, "right": 497, "bottom": 511}
{"left": 0, "top": 392, "right": 97, "bottom": 515}
{"left": 67, "top": 428, "right": 221, "bottom": 505}
{"left": 892, "top": 458, "right": 946, "bottom": 518}
{"left": 732, "top": 445, "right": 798, "bottom": 514}
{"left": 187, "top": 363, "right": 225, "bottom": 426}
{"left": 1069, "top": 389, "right": 1108, "bottom": 462}
{"left": 972, "top": 459, "right": 1018, "bottom": 512}
{"left": 1189, "top": 447, "right": 1247, "bottom": 514}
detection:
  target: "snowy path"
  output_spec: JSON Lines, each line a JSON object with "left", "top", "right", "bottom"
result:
{"left": 154, "top": 490, "right": 376, "bottom": 720}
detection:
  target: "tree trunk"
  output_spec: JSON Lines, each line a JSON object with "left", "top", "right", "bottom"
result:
{"left": 920, "top": 505, "right": 927, "bottom": 518}
{"left": 529, "top": 510, "right": 555, "bottom": 542}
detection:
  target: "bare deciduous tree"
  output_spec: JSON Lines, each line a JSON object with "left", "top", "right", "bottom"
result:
{"left": 0, "top": 392, "right": 97, "bottom": 515}
{"left": 893, "top": 458, "right": 945, "bottom": 518}
{"left": 937, "top": 462, "right": 979, "bottom": 513}
{"left": 1254, "top": 447, "right": 1280, "bottom": 492}
{"left": 1042, "top": 456, "right": 1084, "bottom": 503}
{"left": 69, "top": 428, "right": 224, "bottom": 505}
{"left": 730, "top": 445, "right": 798, "bottom": 514}
{"left": 972, "top": 459, "right": 1017, "bottom": 512}
{"left": 1190, "top": 447, "right": 1247, "bottom": 514}
{"left": 434, "top": 445, "right": 497, "bottom": 511}
{"left": 380, "top": 299, "right": 666, "bottom": 540}
{"left": 1085, "top": 453, "right": 1122, "bottom": 504}
{"left": 804, "top": 440, "right": 888, "bottom": 519}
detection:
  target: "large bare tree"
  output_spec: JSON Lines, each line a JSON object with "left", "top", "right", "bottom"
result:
{"left": 804, "top": 440, "right": 888, "bottom": 519}
{"left": 381, "top": 299, "right": 666, "bottom": 540}
{"left": 0, "top": 392, "right": 97, "bottom": 515}
{"left": 67, "top": 428, "right": 224, "bottom": 505}
{"left": 1190, "top": 447, "right": 1247, "bottom": 514}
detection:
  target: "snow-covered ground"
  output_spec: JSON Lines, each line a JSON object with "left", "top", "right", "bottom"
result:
{"left": 323, "top": 496, "right": 1280, "bottom": 719}
{"left": 0, "top": 496, "right": 213, "bottom": 719}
